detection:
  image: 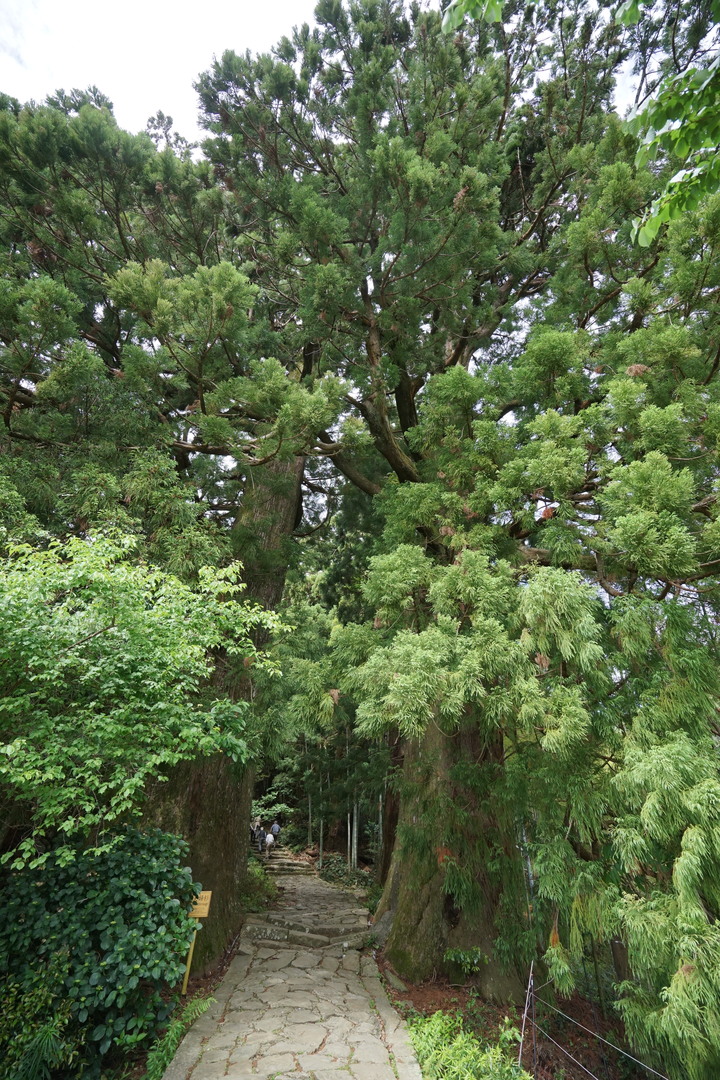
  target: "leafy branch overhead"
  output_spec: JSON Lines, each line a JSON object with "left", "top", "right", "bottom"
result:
{"left": 443, "top": 0, "right": 720, "bottom": 245}
{"left": 4, "top": 4, "right": 720, "bottom": 1078}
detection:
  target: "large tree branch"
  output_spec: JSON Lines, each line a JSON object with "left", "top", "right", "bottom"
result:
{"left": 316, "top": 431, "right": 381, "bottom": 496}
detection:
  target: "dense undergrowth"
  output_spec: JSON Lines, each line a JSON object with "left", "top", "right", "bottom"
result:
{"left": 240, "top": 857, "right": 279, "bottom": 912}
{"left": 316, "top": 852, "right": 383, "bottom": 912}
{"left": 0, "top": 830, "right": 197, "bottom": 1079}
{"left": 142, "top": 995, "right": 214, "bottom": 1080}
{"left": 409, "top": 1011, "right": 531, "bottom": 1080}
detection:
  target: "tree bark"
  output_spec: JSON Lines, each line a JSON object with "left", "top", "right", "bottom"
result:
{"left": 145, "top": 758, "right": 254, "bottom": 973}
{"left": 148, "top": 454, "right": 306, "bottom": 971}
{"left": 377, "top": 723, "right": 526, "bottom": 1002}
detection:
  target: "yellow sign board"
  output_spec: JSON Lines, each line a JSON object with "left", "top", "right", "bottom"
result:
{"left": 182, "top": 891, "right": 212, "bottom": 995}
{"left": 190, "top": 891, "right": 212, "bottom": 919}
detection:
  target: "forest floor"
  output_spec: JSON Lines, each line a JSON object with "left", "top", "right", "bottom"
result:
{"left": 378, "top": 954, "right": 648, "bottom": 1080}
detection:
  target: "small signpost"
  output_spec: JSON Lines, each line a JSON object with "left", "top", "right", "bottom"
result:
{"left": 182, "top": 890, "right": 212, "bottom": 995}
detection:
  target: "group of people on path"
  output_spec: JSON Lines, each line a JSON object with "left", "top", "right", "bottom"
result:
{"left": 251, "top": 818, "right": 280, "bottom": 856}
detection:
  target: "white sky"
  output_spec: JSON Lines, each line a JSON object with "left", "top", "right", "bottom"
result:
{"left": 0, "top": 0, "right": 323, "bottom": 142}
{"left": 0, "top": 0, "right": 633, "bottom": 146}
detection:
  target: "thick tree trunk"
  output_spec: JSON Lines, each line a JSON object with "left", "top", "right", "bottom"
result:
{"left": 377, "top": 723, "right": 526, "bottom": 1002}
{"left": 148, "top": 455, "right": 305, "bottom": 971}
{"left": 145, "top": 759, "right": 254, "bottom": 973}
{"left": 379, "top": 734, "right": 402, "bottom": 886}
{"left": 231, "top": 456, "right": 305, "bottom": 610}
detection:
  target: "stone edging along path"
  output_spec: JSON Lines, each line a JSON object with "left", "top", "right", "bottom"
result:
{"left": 163, "top": 856, "right": 423, "bottom": 1080}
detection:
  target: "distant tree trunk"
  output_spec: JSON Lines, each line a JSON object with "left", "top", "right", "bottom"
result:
{"left": 318, "top": 772, "right": 324, "bottom": 867}
{"left": 611, "top": 938, "right": 632, "bottom": 983}
{"left": 347, "top": 807, "right": 352, "bottom": 869}
{"left": 377, "top": 723, "right": 525, "bottom": 1001}
{"left": 352, "top": 796, "right": 359, "bottom": 869}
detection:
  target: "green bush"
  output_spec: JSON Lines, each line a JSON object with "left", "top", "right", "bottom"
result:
{"left": 1, "top": 955, "right": 80, "bottom": 1079}
{"left": 317, "top": 852, "right": 373, "bottom": 890}
{"left": 365, "top": 880, "right": 383, "bottom": 915}
{"left": 0, "top": 829, "right": 198, "bottom": 1077}
{"left": 240, "top": 857, "right": 278, "bottom": 912}
{"left": 280, "top": 822, "right": 308, "bottom": 851}
{"left": 409, "top": 1011, "right": 532, "bottom": 1080}
{"left": 250, "top": 795, "right": 294, "bottom": 824}
{"left": 142, "top": 995, "right": 214, "bottom": 1080}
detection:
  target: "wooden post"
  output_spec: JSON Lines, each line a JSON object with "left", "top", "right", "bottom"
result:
{"left": 182, "top": 891, "right": 212, "bottom": 996}
{"left": 181, "top": 927, "right": 198, "bottom": 997}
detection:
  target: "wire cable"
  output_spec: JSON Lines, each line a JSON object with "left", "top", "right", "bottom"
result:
{"left": 528, "top": 1018, "right": 603, "bottom": 1080}
{"left": 531, "top": 970, "right": 537, "bottom": 1076}
{"left": 518, "top": 967, "right": 535, "bottom": 1067}
{"left": 532, "top": 995, "right": 670, "bottom": 1080}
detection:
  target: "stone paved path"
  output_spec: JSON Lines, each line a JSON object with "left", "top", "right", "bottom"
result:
{"left": 164, "top": 861, "right": 423, "bottom": 1080}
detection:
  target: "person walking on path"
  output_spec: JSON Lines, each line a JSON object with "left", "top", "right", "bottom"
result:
{"left": 264, "top": 828, "right": 275, "bottom": 858}
{"left": 270, "top": 819, "right": 281, "bottom": 847}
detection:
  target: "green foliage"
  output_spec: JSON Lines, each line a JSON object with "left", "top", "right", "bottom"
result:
{"left": 443, "top": 947, "right": 489, "bottom": 977}
{"left": 444, "top": 0, "right": 720, "bottom": 245}
{"left": 317, "top": 852, "right": 374, "bottom": 890}
{"left": 142, "top": 995, "right": 214, "bottom": 1080}
{"left": 408, "top": 1011, "right": 531, "bottom": 1080}
{"left": 3, "top": 6, "right": 720, "bottom": 1078}
{"left": 0, "top": 955, "right": 79, "bottom": 1080}
{"left": 0, "top": 534, "right": 277, "bottom": 868}
{"left": 239, "top": 858, "right": 279, "bottom": 912}
{"left": 0, "top": 830, "right": 198, "bottom": 1076}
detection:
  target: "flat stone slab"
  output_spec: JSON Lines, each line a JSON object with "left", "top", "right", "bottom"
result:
{"left": 385, "top": 969, "right": 409, "bottom": 992}
{"left": 162, "top": 873, "right": 421, "bottom": 1080}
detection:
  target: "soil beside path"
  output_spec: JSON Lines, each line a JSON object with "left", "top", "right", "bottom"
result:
{"left": 163, "top": 858, "right": 422, "bottom": 1080}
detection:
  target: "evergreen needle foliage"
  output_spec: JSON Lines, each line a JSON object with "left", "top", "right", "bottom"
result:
{"left": 409, "top": 1011, "right": 531, "bottom": 1080}
{"left": 3, "top": 3, "right": 720, "bottom": 1077}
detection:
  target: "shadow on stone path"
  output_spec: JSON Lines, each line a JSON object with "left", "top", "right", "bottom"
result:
{"left": 163, "top": 860, "right": 423, "bottom": 1080}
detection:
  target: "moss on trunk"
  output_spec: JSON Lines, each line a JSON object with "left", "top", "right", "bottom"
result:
{"left": 145, "top": 454, "right": 305, "bottom": 972}
{"left": 378, "top": 723, "right": 526, "bottom": 1001}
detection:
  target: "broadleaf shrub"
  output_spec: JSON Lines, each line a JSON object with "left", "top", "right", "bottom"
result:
{"left": 239, "top": 857, "right": 278, "bottom": 912}
{"left": 0, "top": 828, "right": 198, "bottom": 1077}
{"left": 1, "top": 955, "right": 80, "bottom": 1079}
{"left": 143, "top": 995, "right": 214, "bottom": 1080}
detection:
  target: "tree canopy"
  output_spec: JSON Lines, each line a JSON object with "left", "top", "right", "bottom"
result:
{"left": 0, "top": 534, "right": 278, "bottom": 868}
{"left": 3, "top": 2, "right": 720, "bottom": 1077}
{"left": 443, "top": 0, "right": 720, "bottom": 244}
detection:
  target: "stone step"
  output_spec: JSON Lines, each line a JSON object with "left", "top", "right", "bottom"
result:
{"left": 240, "top": 915, "right": 370, "bottom": 950}
{"left": 263, "top": 857, "right": 304, "bottom": 863}
{"left": 265, "top": 917, "right": 368, "bottom": 937}
{"left": 266, "top": 863, "right": 314, "bottom": 875}
{"left": 263, "top": 864, "right": 310, "bottom": 872}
